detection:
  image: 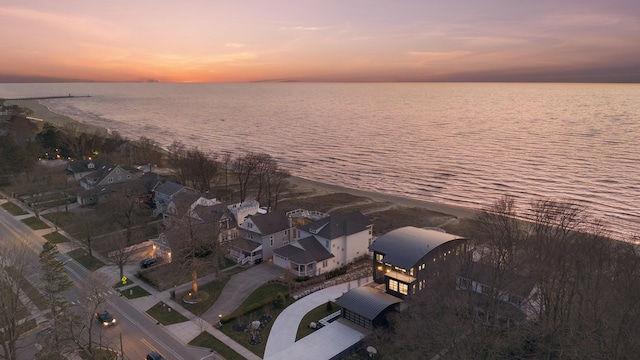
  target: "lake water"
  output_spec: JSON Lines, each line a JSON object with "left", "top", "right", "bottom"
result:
{"left": 1, "top": 82, "right": 638, "bottom": 240}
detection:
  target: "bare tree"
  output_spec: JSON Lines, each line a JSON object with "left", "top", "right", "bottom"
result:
{"left": 264, "top": 167, "right": 290, "bottom": 211}
{"left": 73, "top": 272, "right": 114, "bottom": 356}
{"left": 172, "top": 209, "right": 222, "bottom": 300}
{"left": 0, "top": 242, "right": 37, "bottom": 360}
{"left": 185, "top": 147, "right": 218, "bottom": 193}
{"left": 105, "top": 231, "right": 139, "bottom": 281}
{"left": 134, "top": 136, "right": 163, "bottom": 166}
{"left": 475, "top": 195, "right": 526, "bottom": 327}
{"left": 233, "top": 152, "right": 260, "bottom": 203}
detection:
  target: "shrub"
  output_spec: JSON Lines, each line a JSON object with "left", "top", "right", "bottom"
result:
{"left": 273, "top": 294, "right": 284, "bottom": 309}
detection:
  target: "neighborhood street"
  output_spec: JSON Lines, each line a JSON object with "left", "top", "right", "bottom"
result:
{"left": 0, "top": 199, "right": 213, "bottom": 360}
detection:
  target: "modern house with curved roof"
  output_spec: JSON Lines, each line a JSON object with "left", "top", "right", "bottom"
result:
{"left": 369, "top": 226, "right": 468, "bottom": 299}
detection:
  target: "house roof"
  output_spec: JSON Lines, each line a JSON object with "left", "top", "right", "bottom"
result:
{"left": 248, "top": 210, "right": 290, "bottom": 235}
{"left": 298, "top": 212, "right": 371, "bottom": 240}
{"left": 273, "top": 236, "right": 334, "bottom": 265}
{"left": 335, "top": 286, "right": 403, "bottom": 321}
{"left": 155, "top": 181, "right": 185, "bottom": 197}
{"left": 369, "top": 226, "right": 467, "bottom": 270}
{"left": 167, "top": 189, "right": 201, "bottom": 216}
{"left": 193, "top": 203, "right": 238, "bottom": 228}
{"left": 67, "top": 158, "right": 106, "bottom": 173}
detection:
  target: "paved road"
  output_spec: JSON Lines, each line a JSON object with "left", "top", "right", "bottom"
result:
{"left": 0, "top": 197, "right": 210, "bottom": 360}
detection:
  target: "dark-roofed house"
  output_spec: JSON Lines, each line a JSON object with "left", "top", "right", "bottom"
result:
{"left": 79, "top": 164, "right": 138, "bottom": 190}
{"left": 153, "top": 181, "right": 187, "bottom": 216}
{"left": 369, "top": 226, "right": 467, "bottom": 299}
{"left": 335, "top": 286, "right": 403, "bottom": 329}
{"left": 66, "top": 158, "right": 107, "bottom": 180}
{"left": 272, "top": 236, "right": 335, "bottom": 277}
{"left": 273, "top": 212, "right": 373, "bottom": 277}
{"left": 231, "top": 210, "right": 293, "bottom": 264}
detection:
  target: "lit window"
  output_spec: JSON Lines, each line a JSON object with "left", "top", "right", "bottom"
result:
{"left": 388, "top": 279, "right": 398, "bottom": 292}
{"left": 376, "top": 254, "right": 383, "bottom": 263}
{"left": 399, "top": 283, "right": 408, "bottom": 295}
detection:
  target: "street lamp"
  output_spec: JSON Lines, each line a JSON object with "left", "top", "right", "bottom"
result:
{"left": 218, "top": 314, "right": 223, "bottom": 328}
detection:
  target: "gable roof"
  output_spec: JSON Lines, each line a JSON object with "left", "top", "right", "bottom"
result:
{"left": 335, "top": 286, "right": 403, "bottom": 321}
{"left": 369, "top": 226, "right": 467, "bottom": 270}
{"left": 155, "top": 181, "right": 185, "bottom": 197}
{"left": 273, "top": 236, "right": 334, "bottom": 265}
{"left": 298, "top": 212, "right": 371, "bottom": 240}
{"left": 248, "top": 210, "right": 290, "bottom": 235}
{"left": 67, "top": 158, "right": 107, "bottom": 173}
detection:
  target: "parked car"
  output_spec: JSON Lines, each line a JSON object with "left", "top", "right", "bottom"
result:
{"left": 95, "top": 310, "right": 116, "bottom": 326}
{"left": 145, "top": 351, "right": 165, "bottom": 360}
{"left": 140, "top": 257, "right": 159, "bottom": 268}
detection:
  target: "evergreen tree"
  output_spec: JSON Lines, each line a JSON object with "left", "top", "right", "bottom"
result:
{"left": 39, "top": 241, "right": 74, "bottom": 359}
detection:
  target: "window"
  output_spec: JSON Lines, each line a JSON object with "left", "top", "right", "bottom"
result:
{"left": 398, "top": 282, "right": 408, "bottom": 295}
{"left": 108, "top": 177, "right": 113, "bottom": 183}
{"left": 322, "top": 260, "right": 328, "bottom": 267}
{"left": 457, "top": 277, "right": 470, "bottom": 289}
{"left": 325, "top": 240, "right": 329, "bottom": 248}
{"left": 508, "top": 294, "right": 522, "bottom": 306}
{"left": 388, "top": 279, "right": 398, "bottom": 292}
{"left": 285, "top": 230, "right": 288, "bottom": 235}
{"left": 376, "top": 253, "right": 384, "bottom": 263}
{"left": 270, "top": 236, "right": 273, "bottom": 247}
{"left": 479, "top": 284, "right": 489, "bottom": 294}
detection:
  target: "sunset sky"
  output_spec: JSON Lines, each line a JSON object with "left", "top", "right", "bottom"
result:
{"left": 1, "top": 0, "right": 639, "bottom": 83}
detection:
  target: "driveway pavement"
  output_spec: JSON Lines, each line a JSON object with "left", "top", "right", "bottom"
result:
{"left": 202, "top": 263, "right": 284, "bottom": 323}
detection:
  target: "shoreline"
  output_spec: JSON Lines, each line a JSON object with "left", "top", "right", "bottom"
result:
{"left": 10, "top": 99, "right": 480, "bottom": 220}
{"left": 5, "top": 99, "right": 108, "bottom": 136}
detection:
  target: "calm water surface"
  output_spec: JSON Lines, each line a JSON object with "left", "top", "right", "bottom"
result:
{"left": 1, "top": 82, "right": 638, "bottom": 240}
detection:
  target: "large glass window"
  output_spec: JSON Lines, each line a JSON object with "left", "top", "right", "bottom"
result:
{"left": 376, "top": 253, "right": 384, "bottom": 263}
{"left": 388, "top": 279, "right": 398, "bottom": 292}
{"left": 399, "top": 283, "right": 408, "bottom": 295}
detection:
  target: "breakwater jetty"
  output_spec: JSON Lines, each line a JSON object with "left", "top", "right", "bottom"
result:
{"left": 1, "top": 95, "right": 90, "bottom": 101}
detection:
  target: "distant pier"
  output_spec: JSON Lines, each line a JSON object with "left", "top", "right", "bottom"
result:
{"left": 1, "top": 95, "right": 91, "bottom": 100}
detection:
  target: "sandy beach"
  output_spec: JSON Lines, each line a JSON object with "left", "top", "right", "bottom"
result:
{"left": 9, "top": 99, "right": 479, "bottom": 220}
{"left": 5, "top": 99, "right": 108, "bottom": 136}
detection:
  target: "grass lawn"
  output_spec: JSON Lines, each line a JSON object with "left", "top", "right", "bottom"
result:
{"left": 220, "top": 282, "right": 292, "bottom": 358}
{"left": 1, "top": 201, "right": 27, "bottom": 215}
{"left": 43, "top": 211, "right": 75, "bottom": 228}
{"left": 21, "top": 216, "right": 49, "bottom": 230}
{"left": 79, "top": 347, "right": 119, "bottom": 360}
{"left": 66, "top": 248, "right": 104, "bottom": 271}
{"left": 114, "top": 278, "right": 134, "bottom": 288}
{"left": 222, "top": 265, "right": 247, "bottom": 277}
{"left": 5, "top": 267, "right": 47, "bottom": 311}
{"left": 120, "top": 285, "right": 151, "bottom": 299}
{"left": 179, "top": 277, "right": 230, "bottom": 316}
{"left": 189, "top": 332, "right": 245, "bottom": 360}
{"left": 296, "top": 302, "right": 341, "bottom": 341}
{"left": 43, "top": 231, "right": 69, "bottom": 244}
{"left": 146, "top": 301, "right": 189, "bottom": 325}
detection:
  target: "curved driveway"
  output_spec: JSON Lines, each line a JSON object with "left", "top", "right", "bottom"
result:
{"left": 202, "top": 263, "right": 284, "bottom": 323}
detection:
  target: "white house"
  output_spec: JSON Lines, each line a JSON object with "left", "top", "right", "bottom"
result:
{"left": 273, "top": 211, "right": 372, "bottom": 277}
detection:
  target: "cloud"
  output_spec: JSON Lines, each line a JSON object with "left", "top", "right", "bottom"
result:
{"left": 226, "top": 43, "right": 245, "bottom": 48}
